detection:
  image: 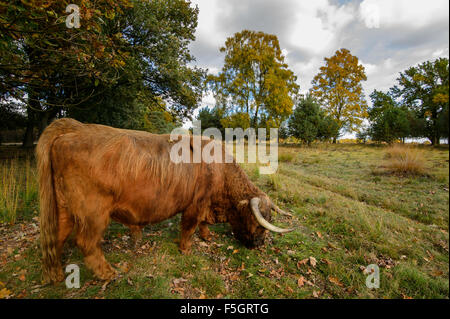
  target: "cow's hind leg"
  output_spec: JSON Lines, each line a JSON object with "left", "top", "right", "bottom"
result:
{"left": 56, "top": 207, "right": 74, "bottom": 265}
{"left": 75, "top": 215, "right": 117, "bottom": 280}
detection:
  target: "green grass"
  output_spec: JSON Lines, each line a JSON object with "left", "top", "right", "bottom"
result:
{"left": 0, "top": 144, "right": 448, "bottom": 299}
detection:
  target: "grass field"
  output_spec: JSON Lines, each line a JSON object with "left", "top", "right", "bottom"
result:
{"left": 0, "top": 143, "right": 448, "bottom": 299}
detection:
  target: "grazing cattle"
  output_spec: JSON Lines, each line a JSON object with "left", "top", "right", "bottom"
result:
{"left": 37, "top": 118, "right": 293, "bottom": 283}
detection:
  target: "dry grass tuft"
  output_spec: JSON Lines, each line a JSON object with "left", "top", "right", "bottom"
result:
{"left": 384, "top": 144, "right": 426, "bottom": 176}
{"left": 278, "top": 152, "right": 295, "bottom": 163}
{"left": 0, "top": 159, "right": 20, "bottom": 224}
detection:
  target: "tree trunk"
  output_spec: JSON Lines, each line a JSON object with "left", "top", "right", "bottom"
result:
{"left": 22, "top": 96, "right": 41, "bottom": 148}
{"left": 332, "top": 136, "right": 337, "bottom": 144}
{"left": 431, "top": 135, "right": 440, "bottom": 146}
{"left": 37, "top": 111, "right": 50, "bottom": 135}
{"left": 22, "top": 119, "right": 35, "bottom": 148}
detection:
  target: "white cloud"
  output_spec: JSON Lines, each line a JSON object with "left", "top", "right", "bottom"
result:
{"left": 359, "top": 0, "right": 449, "bottom": 29}
{"left": 288, "top": 1, "right": 355, "bottom": 55}
{"left": 359, "top": 0, "right": 381, "bottom": 28}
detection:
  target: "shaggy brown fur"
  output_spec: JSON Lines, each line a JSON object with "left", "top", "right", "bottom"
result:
{"left": 37, "top": 118, "right": 275, "bottom": 283}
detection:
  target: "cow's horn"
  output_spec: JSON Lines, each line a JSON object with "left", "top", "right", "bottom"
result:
{"left": 250, "top": 198, "right": 293, "bottom": 233}
{"left": 271, "top": 202, "right": 292, "bottom": 217}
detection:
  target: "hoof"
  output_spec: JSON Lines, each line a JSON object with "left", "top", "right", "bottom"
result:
{"left": 43, "top": 267, "right": 64, "bottom": 284}
{"left": 179, "top": 247, "right": 192, "bottom": 255}
{"left": 199, "top": 234, "right": 212, "bottom": 242}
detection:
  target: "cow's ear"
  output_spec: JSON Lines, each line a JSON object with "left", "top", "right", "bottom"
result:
{"left": 237, "top": 200, "right": 249, "bottom": 210}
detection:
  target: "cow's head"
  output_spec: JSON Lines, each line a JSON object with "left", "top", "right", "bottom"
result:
{"left": 230, "top": 196, "right": 293, "bottom": 248}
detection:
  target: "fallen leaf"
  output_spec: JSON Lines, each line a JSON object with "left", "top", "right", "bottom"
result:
{"left": 101, "top": 280, "right": 111, "bottom": 292}
{"left": 0, "top": 288, "right": 11, "bottom": 299}
{"left": 297, "top": 276, "right": 305, "bottom": 287}
{"left": 321, "top": 258, "right": 332, "bottom": 265}
{"left": 316, "top": 231, "right": 323, "bottom": 239}
{"left": 328, "top": 242, "right": 337, "bottom": 249}
{"left": 309, "top": 257, "right": 317, "bottom": 267}
{"left": 431, "top": 270, "right": 444, "bottom": 277}
{"left": 127, "top": 277, "right": 133, "bottom": 286}
{"left": 116, "top": 261, "right": 130, "bottom": 273}
{"left": 297, "top": 258, "right": 308, "bottom": 269}
{"left": 312, "top": 290, "right": 320, "bottom": 298}
{"left": 173, "top": 278, "right": 188, "bottom": 286}
{"left": 328, "top": 276, "right": 344, "bottom": 287}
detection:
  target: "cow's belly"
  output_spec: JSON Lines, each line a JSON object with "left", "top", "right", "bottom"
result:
{"left": 110, "top": 176, "right": 194, "bottom": 226}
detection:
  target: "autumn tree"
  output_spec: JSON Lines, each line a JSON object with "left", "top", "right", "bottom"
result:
{"left": 310, "top": 48, "right": 368, "bottom": 143}
{"left": 208, "top": 30, "right": 299, "bottom": 128}
{"left": 392, "top": 57, "right": 449, "bottom": 145}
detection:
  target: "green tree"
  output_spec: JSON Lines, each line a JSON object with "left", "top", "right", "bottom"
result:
{"left": 367, "top": 90, "right": 412, "bottom": 143}
{"left": 208, "top": 30, "right": 299, "bottom": 128}
{"left": 369, "top": 107, "right": 411, "bottom": 144}
{"left": 288, "top": 95, "right": 337, "bottom": 145}
{"left": 392, "top": 57, "right": 449, "bottom": 145}
{"left": 196, "top": 107, "right": 224, "bottom": 134}
{"left": 310, "top": 48, "right": 368, "bottom": 143}
{"left": 317, "top": 115, "right": 340, "bottom": 142}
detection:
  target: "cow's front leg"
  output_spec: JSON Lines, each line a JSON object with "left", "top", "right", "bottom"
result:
{"left": 179, "top": 210, "right": 200, "bottom": 255}
{"left": 129, "top": 225, "right": 143, "bottom": 247}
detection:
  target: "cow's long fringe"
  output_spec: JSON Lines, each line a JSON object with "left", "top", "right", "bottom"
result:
{"left": 36, "top": 118, "right": 83, "bottom": 283}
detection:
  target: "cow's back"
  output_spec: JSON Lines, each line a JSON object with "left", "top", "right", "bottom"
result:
{"left": 50, "top": 122, "right": 205, "bottom": 224}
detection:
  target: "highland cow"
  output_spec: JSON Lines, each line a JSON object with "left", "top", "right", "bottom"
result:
{"left": 37, "top": 118, "right": 293, "bottom": 283}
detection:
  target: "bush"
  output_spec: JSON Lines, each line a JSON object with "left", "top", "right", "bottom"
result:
{"left": 385, "top": 145, "right": 425, "bottom": 176}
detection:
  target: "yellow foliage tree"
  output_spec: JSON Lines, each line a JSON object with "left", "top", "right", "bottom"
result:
{"left": 208, "top": 30, "right": 299, "bottom": 128}
{"left": 310, "top": 48, "right": 368, "bottom": 143}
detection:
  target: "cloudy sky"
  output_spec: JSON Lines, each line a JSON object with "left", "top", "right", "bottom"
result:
{"left": 188, "top": 0, "right": 449, "bottom": 113}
